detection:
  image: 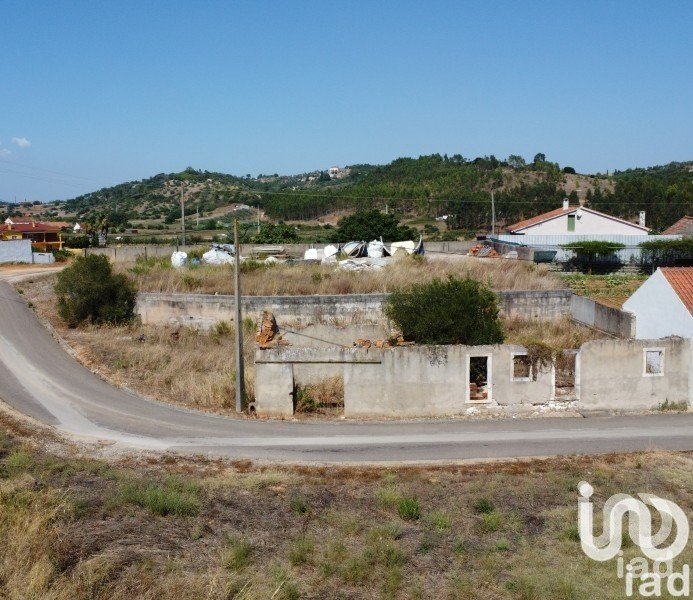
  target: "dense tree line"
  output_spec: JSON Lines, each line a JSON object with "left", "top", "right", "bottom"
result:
{"left": 54, "top": 156, "right": 693, "bottom": 233}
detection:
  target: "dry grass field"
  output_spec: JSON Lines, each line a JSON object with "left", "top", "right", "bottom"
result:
{"left": 126, "top": 254, "right": 565, "bottom": 296}
{"left": 0, "top": 417, "right": 690, "bottom": 600}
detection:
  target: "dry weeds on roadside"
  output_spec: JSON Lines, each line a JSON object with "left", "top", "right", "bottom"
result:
{"left": 0, "top": 426, "right": 691, "bottom": 600}
{"left": 17, "top": 277, "right": 255, "bottom": 413}
{"left": 126, "top": 255, "right": 564, "bottom": 296}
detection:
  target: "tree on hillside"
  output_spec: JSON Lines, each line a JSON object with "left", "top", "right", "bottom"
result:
{"left": 384, "top": 276, "right": 504, "bottom": 345}
{"left": 54, "top": 255, "right": 136, "bottom": 327}
{"left": 507, "top": 155, "right": 526, "bottom": 170}
{"left": 84, "top": 215, "right": 109, "bottom": 247}
{"left": 533, "top": 153, "right": 546, "bottom": 164}
{"left": 253, "top": 222, "right": 299, "bottom": 244}
{"left": 334, "top": 210, "right": 417, "bottom": 242}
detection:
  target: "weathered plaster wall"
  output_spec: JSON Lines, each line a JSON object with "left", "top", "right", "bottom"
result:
{"left": 0, "top": 240, "right": 32, "bottom": 264}
{"left": 570, "top": 294, "right": 635, "bottom": 338}
{"left": 344, "top": 344, "right": 553, "bottom": 417}
{"left": 578, "top": 338, "right": 691, "bottom": 410}
{"left": 254, "top": 345, "right": 554, "bottom": 417}
{"left": 136, "top": 289, "right": 574, "bottom": 340}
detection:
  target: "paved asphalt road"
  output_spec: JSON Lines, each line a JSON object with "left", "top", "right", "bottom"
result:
{"left": 0, "top": 277, "right": 691, "bottom": 463}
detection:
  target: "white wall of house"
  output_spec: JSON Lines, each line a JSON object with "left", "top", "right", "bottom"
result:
{"left": 623, "top": 269, "right": 693, "bottom": 339}
{"left": 519, "top": 210, "right": 646, "bottom": 235}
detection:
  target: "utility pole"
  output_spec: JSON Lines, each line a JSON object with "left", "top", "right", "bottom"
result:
{"left": 180, "top": 191, "right": 186, "bottom": 247}
{"left": 491, "top": 190, "right": 496, "bottom": 237}
{"left": 233, "top": 219, "right": 245, "bottom": 413}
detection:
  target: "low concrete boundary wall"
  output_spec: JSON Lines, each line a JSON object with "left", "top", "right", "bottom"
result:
{"left": 136, "top": 289, "right": 574, "bottom": 337}
{"left": 0, "top": 239, "right": 33, "bottom": 264}
{"left": 87, "top": 241, "right": 477, "bottom": 262}
{"left": 570, "top": 295, "right": 635, "bottom": 338}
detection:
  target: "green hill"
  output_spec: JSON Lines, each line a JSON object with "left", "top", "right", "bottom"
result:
{"left": 5, "top": 156, "right": 691, "bottom": 234}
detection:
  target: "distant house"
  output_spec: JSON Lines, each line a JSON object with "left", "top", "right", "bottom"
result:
{"left": 506, "top": 200, "right": 649, "bottom": 235}
{"left": 623, "top": 267, "right": 693, "bottom": 339}
{"left": 662, "top": 216, "right": 693, "bottom": 236}
{"left": 0, "top": 221, "right": 64, "bottom": 251}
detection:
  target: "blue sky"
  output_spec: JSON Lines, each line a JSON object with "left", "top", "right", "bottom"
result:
{"left": 1, "top": 0, "right": 691, "bottom": 201}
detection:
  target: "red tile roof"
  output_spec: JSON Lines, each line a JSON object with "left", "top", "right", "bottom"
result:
{"left": 506, "top": 206, "right": 649, "bottom": 233}
{"left": 0, "top": 221, "right": 62, "bottom": 233}
{"left": 506, "top": 206, "right": 573, "bottom": 232}
{"left": 661, "top": 267, "right": 693, "bottom": 315}
{"left": 662, "top": 216, "right": 693, "bottom": 236}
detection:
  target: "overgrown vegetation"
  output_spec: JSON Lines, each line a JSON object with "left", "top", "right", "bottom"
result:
{"left": 0, "top": 422, "right": 690, "bottom": 599}
{"left": 385, "top": 276, "right": 504, "bottom": 345}
{"left": 561, "top": 241, "right": 626, "bottom": 262}
{"left": 333, "top": 209, "right": 417, "bottom": 242}
{"left": 640, "top": 238, "right": 693, "bottom": 267}
{"left": 560, "top": 274, "right": 647, "bottom": 308}
{"left": 126, "top": 254, "right": 564, "bottom": 296}
{"left": 38, "top": 157, "right": 693, "bottom": 240}
{"left": 54, "top": 254, "right": 136, "bottom": 326}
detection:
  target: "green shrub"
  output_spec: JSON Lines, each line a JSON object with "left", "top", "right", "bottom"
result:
{"left": 397, "top": 497, "right": 421, "bottom": 521}
{"left": 222, "top": 535, "right": 253, "bottom": 570}
{"left": 384, "top": 276, "right": 504, "bottom": 345}
{"left": 473, "top": 497, "right": 494, "bottom": 514}
{"left": 289, "top": 494, "right": 308, "bottom": 515}
{"left": 561, "top": 241, "right": 625, "bottom": 261}
{"left": 640, "top": 238, "right": 693, "bottom": 266}
{"left": 119, "top": 476, "right": 200, "bottom": 517}
{"left": 480, "top": 511, "right": 502, "bottom": 533}
{"left": 54, "top": 254, "right": 136, "bottom": 326}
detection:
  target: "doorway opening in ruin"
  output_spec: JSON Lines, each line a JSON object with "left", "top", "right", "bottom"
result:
{"left": 467, "top": 355, "right": 492, "bottom": 403}
{"left": 554, "top": 350, "right": 578, "bottom": 400}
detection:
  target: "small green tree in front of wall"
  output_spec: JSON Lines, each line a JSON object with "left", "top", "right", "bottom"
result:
{"left": 54, "top": 254, "right": 137, "bottom": 327}
{"left": 384, "top": 276, "right": 504, "bottom": 345}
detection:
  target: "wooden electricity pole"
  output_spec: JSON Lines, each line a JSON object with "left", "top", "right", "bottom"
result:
{"left": 233, "top": 219, "right": 245, "bottom": 412}
{"left": 180, "top": 191, "right": 186, "bottom": 247}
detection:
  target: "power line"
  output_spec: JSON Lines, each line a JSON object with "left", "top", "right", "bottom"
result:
{"left": 0, "top": 158, "right": 97, "bottom": 182}
{"left": 0, "top": 168, "right": 88, "bottom": 190}
{"left": 229, "top": 188, "right": 690, "bottom": 206}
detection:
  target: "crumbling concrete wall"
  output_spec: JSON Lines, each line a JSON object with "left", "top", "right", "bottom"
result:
{"left": 0, "top": 240, "right": 32, "bottom": 264}
{"left": 344, "top": 344, "right": 553, "bottom": 417}
{"left": 498, "top": 290, "right": 572, "bottom": 320}
{"left": 254, "top": 347, "right": 382, "bottom": 416}
{"left": 136, "top": 289, "right": 574, "bottom": 340}
{"left": 578, "top": 338, "right": 691, "bottom": 410}
{"left": 570, "top": 295, "right": 635, "bottom": 338}
{"left": 254, "top": 344, "right": 554, "bottom": 417}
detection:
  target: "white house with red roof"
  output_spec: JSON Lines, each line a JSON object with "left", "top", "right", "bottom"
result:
{"left": 506, "top": 200, "right": 649, "bottom": 235}
{"left": 623, "top": 267, "right": 693, "bottom": 339}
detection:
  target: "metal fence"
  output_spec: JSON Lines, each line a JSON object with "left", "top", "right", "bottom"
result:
{"left": 495, "top": 234, "right": 683, "bottom": 263}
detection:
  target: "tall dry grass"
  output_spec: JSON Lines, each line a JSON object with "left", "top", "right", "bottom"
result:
{"left": 68, "top": 322, "right": 257, "bottom": 413}
{"left": 16, "top": 277, "right": 255, "bottom": 413}
{"left": 125, "top": 254, "right": 564, "bottom": 296}
{"left": 503, "top": 316, "right": 602, "bottom": 350}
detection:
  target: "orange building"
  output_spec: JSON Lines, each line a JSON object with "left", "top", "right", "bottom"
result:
{"left": 0, "top": 221, "right": 64, "bottom": 251}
